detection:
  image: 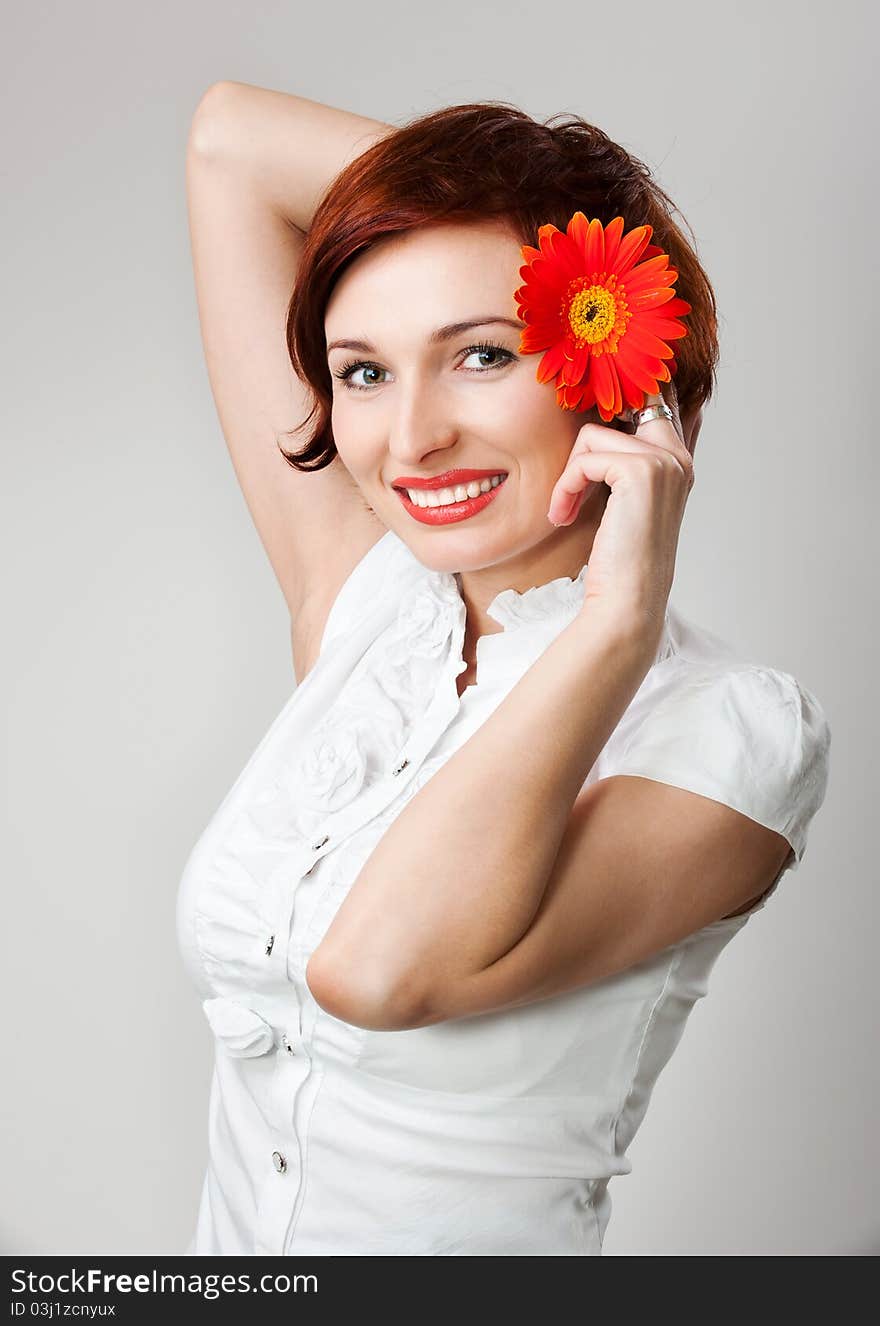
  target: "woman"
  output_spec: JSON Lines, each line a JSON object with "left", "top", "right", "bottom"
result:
{"left": 177, "top": 83, "right": 831, "bottom": 1256}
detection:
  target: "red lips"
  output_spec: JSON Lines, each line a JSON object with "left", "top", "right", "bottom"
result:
{"left": 392, "top": 468, "right": 507, "bottom": 491}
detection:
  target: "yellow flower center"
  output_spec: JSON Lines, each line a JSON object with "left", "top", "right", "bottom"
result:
{"left": 564, "top": 274, "right": 631, "bottom": 353}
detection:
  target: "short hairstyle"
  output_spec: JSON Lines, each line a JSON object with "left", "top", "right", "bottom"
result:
{"left": 279, "top": 100, "right": 719, "bottom": 471}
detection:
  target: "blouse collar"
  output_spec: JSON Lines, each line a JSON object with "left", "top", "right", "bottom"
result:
{"left": 413, "top": 553, "right": 592, "bottom": 642}
{"left": 390, "top": 540, "right": 672, "bottom": 695}
{"left": 426, "top": 558, "right": 669, "bottom": 688}
{"left": 456, "top": 561, "right": 592, "bottom": 631}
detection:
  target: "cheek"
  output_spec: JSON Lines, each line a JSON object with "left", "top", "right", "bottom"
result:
{"left": 330, "top": 401, "right": 382, "bottom": 478}
{"left": 501, "top": 381, "right": 584, "bottom": 472}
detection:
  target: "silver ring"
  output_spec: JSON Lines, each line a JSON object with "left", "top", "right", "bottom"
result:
{"left": 633, "top": 402, "right": 674, "bottom": 427}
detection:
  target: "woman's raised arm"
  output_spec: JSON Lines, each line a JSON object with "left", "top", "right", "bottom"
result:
{"left": 185, "top": 82, "right": 392, "bottom": 677}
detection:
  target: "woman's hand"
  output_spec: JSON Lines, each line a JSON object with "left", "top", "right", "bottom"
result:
{"left": 546, "top": 380, "right": 695, "bottom": 633}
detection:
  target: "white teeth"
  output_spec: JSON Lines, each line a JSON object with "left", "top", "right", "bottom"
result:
{"left": 405, "top": 474, "right": 506, "bottom": 507}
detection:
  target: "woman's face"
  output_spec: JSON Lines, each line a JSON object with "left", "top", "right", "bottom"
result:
{"left": 324, "top": 218, "right": 606, "bottom": 575}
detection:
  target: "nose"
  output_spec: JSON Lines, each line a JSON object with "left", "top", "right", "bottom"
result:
{"left": 385, "top": 373, "right": 460, "bottom": 469}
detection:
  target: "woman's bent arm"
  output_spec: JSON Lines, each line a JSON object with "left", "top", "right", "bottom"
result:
{"left": 306, "top": 602, "right": 793, "bottom": 1030}
{"left": 308, "top": 607, "right": 654, "bottom": 1013}
{"left": 185, "top": 83, "right": 391, "bottom": 648}
{"left": 189, "top": 82, "right": 392, "bottom": 232}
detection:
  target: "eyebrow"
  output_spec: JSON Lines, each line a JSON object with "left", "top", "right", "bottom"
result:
{"left": 326, "top": 316, "right": 524, "bottom": 356}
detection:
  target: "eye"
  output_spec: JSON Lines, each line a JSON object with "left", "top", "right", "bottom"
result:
{"left": 332, "top": 360, "right": 388, "bottom": 392}
{"left": 330, "top": 339, "right": 517, "bottom": 393}
{"left": 459, "top": 341, "right": 516, "bottom": 372}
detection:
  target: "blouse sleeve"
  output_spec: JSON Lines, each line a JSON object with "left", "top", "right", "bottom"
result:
{"left": 610, "top": 665, "right": 832, "bottom": 870}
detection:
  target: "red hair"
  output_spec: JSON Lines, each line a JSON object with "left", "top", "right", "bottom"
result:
{"left": 280, "top": 101, "right": 719, "bottom": 471}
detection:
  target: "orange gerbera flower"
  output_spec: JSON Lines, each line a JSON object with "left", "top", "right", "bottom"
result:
{"left": 514, "top": 211, "right": 692, "bottom": 421}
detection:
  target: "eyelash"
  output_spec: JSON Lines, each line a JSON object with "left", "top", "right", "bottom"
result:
{"left": 332, "top": 339, "right": 517, "bottom": 392}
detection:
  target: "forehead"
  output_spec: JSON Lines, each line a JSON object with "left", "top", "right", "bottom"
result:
{"left": 325, "top": 219, "right": 523, "bottom": 333}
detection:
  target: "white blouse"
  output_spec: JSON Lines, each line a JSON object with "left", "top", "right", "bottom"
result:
{"left": 176, "top": 529, "right": 831, "bottom": 1257}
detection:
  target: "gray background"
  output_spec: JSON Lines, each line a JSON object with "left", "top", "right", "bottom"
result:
{"left": 2, "top": 0, "right": 874, "bottom": 1256}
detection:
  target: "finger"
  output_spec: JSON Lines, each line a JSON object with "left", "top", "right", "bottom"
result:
{"left": 565, "top": 406, "right": 692, "bottom": 476}
{"left": 620, "top": 381, "right": 681, "bottom": 434}
{"left": 548, "top": 432, "right": 692, "bottom": 525}
{"left": 623, "top": 386, "right": 694, "bottom": 483}
{"left": 679, "top": 401, "right": 703, "bottom": 457}
{"left": 633, "top": 382, "right": 686, "bottom": 450}
{"left": 547, "top": 449, "right": 631, "bottom": 524}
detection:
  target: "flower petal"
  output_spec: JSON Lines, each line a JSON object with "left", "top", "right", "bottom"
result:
{"left": 627, "top": 286, "right": 680, "bottom": 312}
{"left": 608, "top": 356, "right": 624, "bottom": 416}
{"left": 536, "top": 340, "right": 570, "bottom": 383}
{"left": 537, "top": 223, "right": 560, "bottom": 256}
{"left": 615, "top": 339, "right": 665, "bottom": 395}
{"left": 566, "top": 210, "right": 590, "bottom": 258}
{"left": 520, "top": 330, "right": 557, "bottom": 354}
{"left": 590, "top": 353, "right": 617, "bottom": 414}
{"left": 561, "top": 377, "right": 591, "bottom": 410}
{"left": 638, "top": 313, "right": 690, "bottom": 340}
{"left": 549, "top": 229, "right": 585, "bottom": 281}
{"left": 623, "top": 323, "right": 676, "bottom": 361}
{"left": 614, "top": 347, "right": 650, "bottom": 410}
{"left": 586, "top": 217, "right": 605, "bottom": 275}
{"left": 519, "top": 258, "right": 565, "bottom": 292}
{"left": 611, "top": 224, "right": 654, "bottom": 276}
{"left": 654, "top": 296, "right": 692, "bottom": 318}
{"left": 564, "top": 341, "right": 590, "bottom": 383}
{"left": 566, "top": 212, "right": 605, "bottom": 275}
{"left": 603, "top": 216, "right": 625, "bottom": 272}
{"left": 623, "top": 255, "right": 677, "bottom": 293}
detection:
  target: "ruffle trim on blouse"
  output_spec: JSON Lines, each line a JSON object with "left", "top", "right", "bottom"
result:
{"left": 201, "top": 996, "right": 275, "bottom": 1057}
{"left": 188, "top": 565, "right": 468, "bottom": 994}
{"left": 479, "top": 562, "right": 592, "bottom": 630}
{"left": 222, "top": 580, "right": 461, "bottom": 850}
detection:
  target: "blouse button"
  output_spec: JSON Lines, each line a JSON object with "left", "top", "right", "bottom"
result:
{"left": 391, "top": 757, "right": 409, "bottom": 776}
{"left": 264, "top": 934, "right": 275, "bottom": 956}
{"left": 271, "top": 1150, "right": 287, "bottom": 1174}
{"left": 311, "top": 834, "right": 330, "bottom": 851}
